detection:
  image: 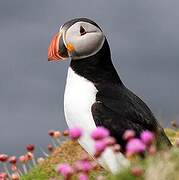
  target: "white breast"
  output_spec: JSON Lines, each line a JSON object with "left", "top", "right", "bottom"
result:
{"left": 64, "top": 67, "right": 129, "bottom": 174}
{"left": 64, "top": 67, "right": 97, "bottom": 154}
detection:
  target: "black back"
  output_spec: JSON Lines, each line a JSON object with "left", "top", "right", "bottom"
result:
{"left": 70, "top": 39, "right": 171, "bottom": 150}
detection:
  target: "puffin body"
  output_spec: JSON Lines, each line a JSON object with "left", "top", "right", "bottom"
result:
{"left": 64, "top": 66, "right": 129, "bottom": 172}
{"left": 48, "top": 18, "right": 171, "bottom": 173}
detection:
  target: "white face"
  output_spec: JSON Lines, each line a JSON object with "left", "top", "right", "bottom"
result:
{"left": 63, "top": 21, "right": 105, "bottom": 59}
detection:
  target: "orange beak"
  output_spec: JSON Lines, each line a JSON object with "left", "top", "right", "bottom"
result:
{"left": 48, "top": 32, "right": 68, "bottom": 61}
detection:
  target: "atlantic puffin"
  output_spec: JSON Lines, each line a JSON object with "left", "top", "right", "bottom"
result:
{"left": 48, "top": 18, "right": 171, "bottom": 173}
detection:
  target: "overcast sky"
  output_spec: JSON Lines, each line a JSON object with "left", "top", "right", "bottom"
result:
{"left": 0, "top": 0, "right": 179, "bottom": 157}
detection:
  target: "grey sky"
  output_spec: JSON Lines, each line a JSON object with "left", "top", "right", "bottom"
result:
{"left": 0, "top": 0, "right": 179, "bottom": 157}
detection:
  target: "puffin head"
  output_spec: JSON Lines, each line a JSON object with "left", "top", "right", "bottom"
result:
{"left": 48, "top": 18, "right": 105, "bottom": 61}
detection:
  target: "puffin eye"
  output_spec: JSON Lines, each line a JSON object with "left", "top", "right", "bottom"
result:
{"left": 80, "top": 26, "right": 86, "bottom": 36}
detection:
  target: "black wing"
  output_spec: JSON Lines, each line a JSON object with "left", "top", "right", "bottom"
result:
{"left": 91, "top": 85, "right": 171, "bottom": 149}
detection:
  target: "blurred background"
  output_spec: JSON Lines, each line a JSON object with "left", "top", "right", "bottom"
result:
{"left": 0, "top": 0, "right": 179, "bottom": 157}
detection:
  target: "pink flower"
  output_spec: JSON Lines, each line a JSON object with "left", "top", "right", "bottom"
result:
{"left": 126, "top": 138, "right": 146, "bottom": 155}
{"left": 148, "top": 145, "right": 157, "bottom": 155}
{"left": 26, "top": 144, "right": 35, "bottom": 152}
{"left": 48, "top": 130, "right": 55, "bottom": 137}
{"left": 104, "top": 137, "right": 116, "bottom": 147}
{"left": 11, "top": 173, "right": 19, "bottom": 180}
{"left": 47, "top": 144, "right": 54, "bottom": 152}
{"left": 0, "top": 172, "right": 8, "bottom": 179}
{"left": 79, "top": 173, "right": 88, "bottom": 180}
{"left": 123, "top": 130, "right": 135, "bottom": 140}
{"left": 8, "top": 156, "right": 17, "bottom": 164}
{"left": 112, "top": 144, "right": 121, "bottom": 153}
{"left": 75, "top": 160, "right": 92, "bottom": 172}
{"left": 19, "top": 155, "right": 28, "bottom": 163}
{"left": 63, "top": 129, "right": 69, "bottom": 136}
{"left": 53, "top": 131, "right": 61, "bottom": 138}
{"left": 131, "top": 166, "right": 144, "bottom": 177}
{"left": 140, "top": 130, "right": 154, "bottom": 145}
{"left": 69, "top": 127, "right": 82, "bottom": 140}
{"left": 95, "top": 140, "right": 107, "bottom": 154}
{"left": 56, "top": 164, "right": 74, "bottom": 177}
{"left": 91, "top": 127, "right": 109, "bottom": 140}
{"left": 11, "top": 165, "right": 18, "bottom": 172}
{"left": 0, "top": 154, "right": 8, "bottom": 163}
{"left": 90, "top": 161, "right": 98, "bottom": 169}
{"left": 26, "top": 152, "right": 34, "bottom": 160}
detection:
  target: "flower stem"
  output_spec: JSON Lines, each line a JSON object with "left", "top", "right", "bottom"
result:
{"left": 18, "top": 168, "right": 23, "bottom": 176}
{"left": 51, "top": 139, "right": 58, "bottom": 148}
{"left": 3, "top": 163, "right": 10, "bottom": 177}
{"left": 56, "top": 138, "right": 61, "bottom": 144}
{"left": 32, "top": 157, "right": 36, "bottom": 166}
{"left": 39, "top": 147, "right": 49, "bottom": 157}
{"left": 22, "top": 164, "right": 28, "bottom": 174}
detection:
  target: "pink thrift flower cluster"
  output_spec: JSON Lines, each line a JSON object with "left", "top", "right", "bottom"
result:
{"left": 91, "top": 127, "right": 114, "bottom": 157}
{"left": 56, "top": 126, "right": 119, "bottom": 179}
{"left": 0, "top": 172, "right": 8, "bottom": 179}
{"left": 78, "top": 173, "right": 88, "bottom": 180}
{"left": 126, "top": 138, "right": 146, "bottom": 154}
{"left": 123, "top": 130, "right": 135, "bottom": 140}
{"left": 0, "top": 129, "right": 72, "bottom": 180}
{"left": 56, "top": 160, "right": 92, "bottom": 180}
{"left": 56, "top": 164, "right": 74, "bottom": 178}
{"left": 91, "top": 127, "right": 109, "bottom": 140}
{"left": 56, "top": 127, "right": 155, "bottom": 179}
{"left": 0, "top": 125, "right": 157, "bottom": 180}
{"left": 69, "top": 127, "right": 83, "bottom": 140}
{"left": 75, "top": 160, "right": 92, "bottom": 173}
{"left": 125, "top": 130, "right": 155, "bottom": 156}
{"left": 140, "top": 130, "right": 154, "bottom": 145}
{"left": 94, "top": 140, "right": 107, "bottom": 155}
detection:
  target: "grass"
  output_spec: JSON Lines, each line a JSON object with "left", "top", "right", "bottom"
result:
{"left": 21, "top": 141, "right": 109, "bottom": 180}
{"left": 21, "top": 128, "right": 179, "bottom": 180}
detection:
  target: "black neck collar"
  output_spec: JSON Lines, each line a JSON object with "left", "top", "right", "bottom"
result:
{"left": 70, "top": 39, "right": 124, "bottom": 86}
